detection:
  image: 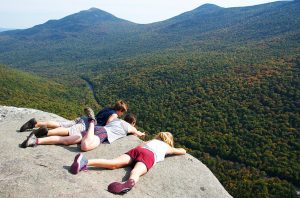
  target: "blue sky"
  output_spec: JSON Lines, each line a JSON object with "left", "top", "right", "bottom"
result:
{"left": 0, "top": 0, "right": 281, "bottom": 29}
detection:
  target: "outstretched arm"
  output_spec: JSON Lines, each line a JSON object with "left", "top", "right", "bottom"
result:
{"left": 128, "top": 125, "right": 145, "bottom": 138}
{"left": 166, "top": 145, "right": 186, "bottom": 155}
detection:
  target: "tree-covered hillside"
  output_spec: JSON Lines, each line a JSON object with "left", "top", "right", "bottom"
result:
{"left": 0, "top": 65, "right": 98, "bottom": 118}
{"left": 0, "top": 1, "right": 299, "bottom": 197}
{"left": 84, "top": 49, "right": 299, "bottom": 197}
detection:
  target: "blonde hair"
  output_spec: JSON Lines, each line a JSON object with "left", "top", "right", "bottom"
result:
{"left": 155, "top": 132, "right": 174, "bottom": 147}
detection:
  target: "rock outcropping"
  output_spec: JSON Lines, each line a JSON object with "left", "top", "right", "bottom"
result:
{"left": 0, "top": 106, "right": 232, "bottom": 198}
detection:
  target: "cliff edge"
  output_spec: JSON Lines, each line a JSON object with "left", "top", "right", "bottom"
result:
{"left": 0, "top": 106, "right": 232, "bottom": 198}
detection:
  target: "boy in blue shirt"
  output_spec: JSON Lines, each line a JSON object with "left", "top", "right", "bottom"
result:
{"left": 19, "top": 100, "right": 128, "bottom": 139}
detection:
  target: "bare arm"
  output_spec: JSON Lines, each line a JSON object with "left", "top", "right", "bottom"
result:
{"left": 106, "top": 113, "right": 118, "bottom": 125}
{"left": 166, "top": 145, "right": 186, "bottom": 155}
{"left": 128, "top": 125, "right": 145, "bottom": 138}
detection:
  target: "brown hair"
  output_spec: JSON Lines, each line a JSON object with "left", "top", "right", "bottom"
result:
{"left": 155, "top": 132, "right": 174, "bottom": 147}
{"left": 124, "top": 113, "right": 136, "bottom": 125}
{"left": 113, "top": 100, "right": 128, "bottom": 112}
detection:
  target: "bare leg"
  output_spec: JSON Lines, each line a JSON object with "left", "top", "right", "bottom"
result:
{"left": 107, "top": 160, "right": 147, "bottom": 194}
{"left": 80, "top": 122, "right": 100, "bottom": 151}
{"left": 47, "top": 127, "right": 70, "bottom": 136}
{"left": 36, "top": 121, "right": 61, "bottom": 129}
{"left": 88, "top": 154, "right": 132, "bottom": 169}
{"left": 129, "top": 162, "right": 148, "bottom": 184}
{"left": 37, "top": 135, "right": 82, "bottom": 145}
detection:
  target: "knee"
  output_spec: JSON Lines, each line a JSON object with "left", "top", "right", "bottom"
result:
{"left": 80, "top": 141, "right": 96, "bottom": 152}
{"left": 108, "top": 160, "right": 123, "bottom": 170}
{"left": 107, "top": 166, "right": 116, "bottom": 170}
{"left": 80, "top": 143, "right": 90, "bottom": 152}
{"left": 109, "top": 164, "right": 120, "bottom": 170}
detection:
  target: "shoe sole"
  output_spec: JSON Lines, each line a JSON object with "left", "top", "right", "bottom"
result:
{"left": 20, "top": 118, "right": 36, "bottom": 132}
{"left": 19, "top": 131, "right": 36, "bottom": 148}
{"left": 26, "top": 132, "right": 36, "bottom": 147}
{"left": 70, "top": 153, "right": 82, "bottom": 175}
{"left": 84, "top": 108, "right": 96, "bottom": 122}
{"left": 108, "top": 180, "right": 135, "bottom": 194}
{"left": 20, "top": 138, "right": 29, "bottom": 148}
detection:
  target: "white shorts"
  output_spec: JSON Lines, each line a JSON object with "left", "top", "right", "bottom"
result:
{"left": 59, "top": 117, "right": 89, "bottom": 136}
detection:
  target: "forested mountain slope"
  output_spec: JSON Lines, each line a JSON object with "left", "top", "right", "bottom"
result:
{"left": 0, "top": 65, "right": 98, "bottom": 118}
{"left": 0, "top": 1, "right": 299, "bottom": 72}
{"left": 86, "top": 51, "right": 299, "bottom": 197}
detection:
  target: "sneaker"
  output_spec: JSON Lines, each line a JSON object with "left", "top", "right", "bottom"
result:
{"left": 19, "top": 132, "right": 37, "bottom": 148}
{"left": 70, "top": 153, "right": 88, "bottom": 174}
{"left": 19, "top": 138, "right": 28, "bottom": 148}
{"left": 19, "top": 118, "right": 37, "bottom": 132}
{"left": 33, "top": 127, "right": 48, "bottom": 138}
{"left": 84, "top": 107, "right": 97, "bottom": 124}
{"left": 108, "top": 179, "right": 135, "bottom": 194}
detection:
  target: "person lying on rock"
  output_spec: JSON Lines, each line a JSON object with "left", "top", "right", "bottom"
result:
{"left": 19, "top": 100, "right": 128, "bottom": 135}
{"left": 70, "top": 132, "right": 186, "bottom": 194}
{"left": 20, "top": 110, "right": 145, "bottom": 151}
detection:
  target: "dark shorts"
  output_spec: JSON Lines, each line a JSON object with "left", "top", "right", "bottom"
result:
{"left": 81, "top": 126, "right": 108, "bottom": 143}
{"left": 125, "top": 146, "right": 155, "bottom": 171}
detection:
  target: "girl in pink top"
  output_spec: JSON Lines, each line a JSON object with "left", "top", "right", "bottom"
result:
{"left": 70, "top": 132, "right": 186, "bottom": 194}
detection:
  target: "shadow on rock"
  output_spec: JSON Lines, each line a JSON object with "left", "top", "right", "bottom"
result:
{"left": 59, "top": 144, "right": 81, "bottom": 153}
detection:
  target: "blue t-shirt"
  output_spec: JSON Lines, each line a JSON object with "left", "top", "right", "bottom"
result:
{"left": 95, "top": 107, "right": 116, "bottom": 126}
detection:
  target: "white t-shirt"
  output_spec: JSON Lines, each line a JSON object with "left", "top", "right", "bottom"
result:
{"left": 143, "top": 139, "right": 169, "bottom": 164}
{"left": 104, "top": 118, "right": 130, "bottom": 143}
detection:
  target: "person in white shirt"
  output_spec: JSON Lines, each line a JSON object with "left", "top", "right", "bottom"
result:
{"left": 20, "top": 113, "right": 145, "bottom": 152}
{"left": 70, "top": 132, "right": 186, "bottom": 194}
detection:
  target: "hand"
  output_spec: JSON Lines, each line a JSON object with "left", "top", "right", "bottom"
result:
{"left": 138, "top": 131, "right": 146, "bottom": 139}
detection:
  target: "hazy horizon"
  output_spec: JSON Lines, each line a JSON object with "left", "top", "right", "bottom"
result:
{"left": 0, "top": 0, "right": 282, "bottom": 29}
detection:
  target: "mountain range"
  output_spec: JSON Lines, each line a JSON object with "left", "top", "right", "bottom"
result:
{"left": 0, "top": 1, "right": 299, "bottom": 197}
{"left": 0, "top": 1, "right": 299, "bottom": 71}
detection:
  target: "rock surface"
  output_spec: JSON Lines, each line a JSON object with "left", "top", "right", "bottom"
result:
{"left": 0, "top": 106, "right": 232, "bottom": 198}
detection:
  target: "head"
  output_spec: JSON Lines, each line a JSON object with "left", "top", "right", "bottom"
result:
{"left": 124, "top": 113, "right": 136, "bottom": 126}
{"left": 113, "top": 100, "right": 128, "bottom": 117}
{"left": 155, "top": 132, "right": 174, "bottom": 147}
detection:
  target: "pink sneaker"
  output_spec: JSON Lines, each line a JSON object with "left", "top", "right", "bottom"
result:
{"left": 108, "top": 179, "right": 135, "bottom": 194}
{"left": 70, "top": 153, "right": 88, "bottom": 174}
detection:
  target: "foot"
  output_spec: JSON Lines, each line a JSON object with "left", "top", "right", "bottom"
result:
{"left": 108, "top": 179, "right": 135, "bottom": 194}
{"left": 33, "top": 127, "right": 48, "bottom": 138}
{"left": 70, "top": 153, "right": 88, "bottom": 174}
{"left": 19, "top": 118, "right": 37, "bottom": 132}
{"left": 84, "top": 107, "right": 97, "bottom": 124}
{"left": 19, "top": 132, "right": 37, "bottom": 148}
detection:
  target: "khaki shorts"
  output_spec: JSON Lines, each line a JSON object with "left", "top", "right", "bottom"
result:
{"left": 59, "top": 117, "right": 89, "bottom": 136}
